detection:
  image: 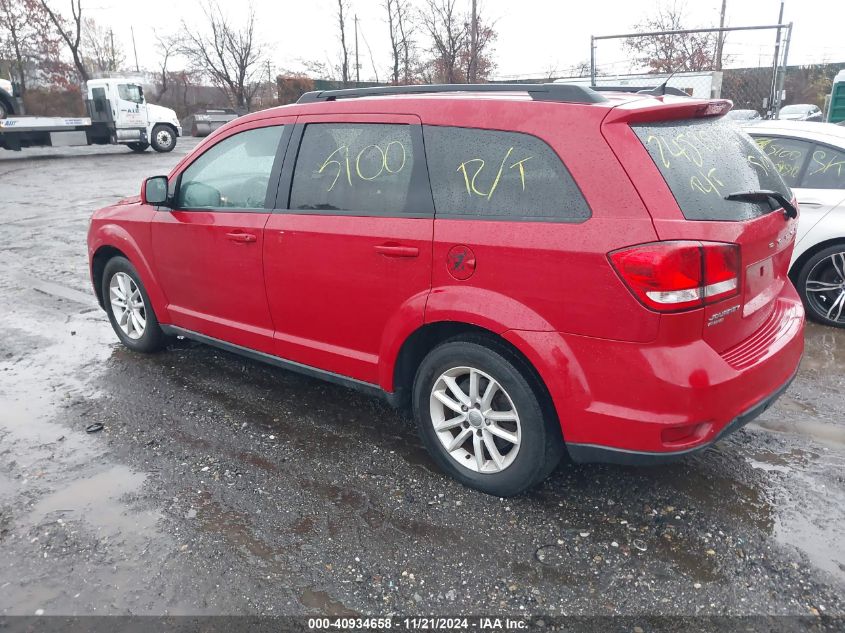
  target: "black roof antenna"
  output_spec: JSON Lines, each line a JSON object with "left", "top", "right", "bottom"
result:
{"left": 641, "top": 71, "right": 677, "bottom": 96}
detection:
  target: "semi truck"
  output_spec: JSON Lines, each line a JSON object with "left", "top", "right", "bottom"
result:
{"left": 0, "top": 77, "right": 181, "bottom": 153}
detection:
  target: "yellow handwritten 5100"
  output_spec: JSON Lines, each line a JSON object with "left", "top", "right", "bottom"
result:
{"left": 318, "top": 142, "right": 407, "bottom": 191}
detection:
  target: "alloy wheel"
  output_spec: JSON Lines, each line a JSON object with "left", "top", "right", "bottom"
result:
{"left": 805, "top": 251, "right": 845, "bottom": 324}
{"left": 109, "top": 272, "right": 147, "bottom": 340}
{"left": 429, "top": 366, "right": 521, "bottom": 473}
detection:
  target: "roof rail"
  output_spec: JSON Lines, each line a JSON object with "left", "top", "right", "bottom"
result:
{"left": 296, "top": 83, "right": 608, "bottom": 105}
{"left": 591, "top": 85, "right": 691, "bottom": 97}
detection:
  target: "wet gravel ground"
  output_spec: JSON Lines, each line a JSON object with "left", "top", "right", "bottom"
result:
{"left": 0, "top": 140, "right": 844, "bottom": 620}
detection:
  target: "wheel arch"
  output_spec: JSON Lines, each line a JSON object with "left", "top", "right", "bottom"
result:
{"left": 89, "top": 227, "right": 171, "bottom": 322}
{"left": 91, "top": 245, "right": 127, "bottom": 307}
{"left": 790, "top": 237, "right": 845, "bottom": 284}
{"left": 389, "top": 321, "right": 561, "bottom": 437}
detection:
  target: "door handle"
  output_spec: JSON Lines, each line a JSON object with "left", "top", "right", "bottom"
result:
{"left": 226, "top": 231, "right": 258, "bottom": 243}
{"left": 797, "top": 200, "right": 823, "bottom": 208}
{"left": 374, "top": 244, "right": 419, "bottom": 258}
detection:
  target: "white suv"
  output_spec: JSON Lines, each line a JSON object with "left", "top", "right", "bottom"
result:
{"left": 745, "top": 120, "right": 845, "bottom": 327}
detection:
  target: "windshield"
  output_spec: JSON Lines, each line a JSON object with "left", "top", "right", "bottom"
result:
{"left": 118, "top": 84, "right": 144, "bottom": 104}
{"left": 632, "top": 117, "right": 792, "bottom": 221}
{"left": 780, "top": 105, "right": 807, "bottom": 114}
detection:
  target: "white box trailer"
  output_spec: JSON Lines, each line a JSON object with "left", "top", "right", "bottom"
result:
{"left": 0, "top": 78, "right": 182, "bottom": 153}
{"left": 555, "top": 71, "right": 723, "bottom": 99}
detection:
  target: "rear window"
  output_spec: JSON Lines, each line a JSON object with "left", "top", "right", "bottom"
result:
{"left": 423, "top": 125, "right": 590, "bottom": 222}
{"left": 632, "top": 118, "right": 792, "bottom": 221}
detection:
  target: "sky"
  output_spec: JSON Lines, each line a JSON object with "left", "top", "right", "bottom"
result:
{"left": 81, "top": 0, "right": 845, "bottom": 81}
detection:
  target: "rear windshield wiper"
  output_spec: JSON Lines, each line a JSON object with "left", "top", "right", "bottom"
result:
{"left": 724, "top": 190, "right": 798, "bottom": 219}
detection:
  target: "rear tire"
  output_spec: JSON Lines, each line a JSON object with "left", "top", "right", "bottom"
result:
{"left": 127, "top": 141, "right": 149, "bottom": 152}
{"left": 795, "top": 244, "right": 845, "bottom": 328}
{"left": 412, "top": 337, "right": 563, "bottom": 496}
{"left": 102, "top": 257, "right": 168, "bottom": 353}
{"left": 150, "top": 124, "right": 176, "bottom": 152}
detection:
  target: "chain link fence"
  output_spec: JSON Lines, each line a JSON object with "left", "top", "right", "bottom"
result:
{"left": 581, "top": 23, "right": 793, "bottom": 118}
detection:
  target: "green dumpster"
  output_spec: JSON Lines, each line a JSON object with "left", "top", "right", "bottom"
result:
{"left": 829, "top": 70, "right": 845, "bottom": 124}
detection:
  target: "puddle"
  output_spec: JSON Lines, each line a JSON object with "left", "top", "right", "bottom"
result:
{"left": 299, "top": 588, "right": 358, "bottom": 616}
{"left": 746, "top": 459, "right": 792, "bottom": 474}
{"left": 27, "top": 465, "right": 158, "bottom": 535}
{"left": 800, "top": 323, "right": 845, "bottom": 372}
{"left": 750, "top": 418, "right": 845, "bottom": 449}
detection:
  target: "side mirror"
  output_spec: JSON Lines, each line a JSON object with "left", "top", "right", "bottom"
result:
{"left": 143, "top": 175, "right": 169, "bottom": 206}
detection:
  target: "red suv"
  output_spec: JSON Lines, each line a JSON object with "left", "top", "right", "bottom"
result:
{"left": 88, "top": 84, "right": 804, "bottom": 496}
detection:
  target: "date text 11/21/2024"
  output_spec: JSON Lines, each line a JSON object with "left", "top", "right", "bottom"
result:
{"left": 307, "top": 617, "right": 530, "bottom": 630}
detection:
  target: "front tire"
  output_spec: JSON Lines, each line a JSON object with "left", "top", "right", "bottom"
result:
{"left": 795, "top": 244, "right": 845, "bottom": 328}
{"left": 102, "top": 257, "right": 168, "bottom": 352}
{"left": 413, "top": 338, "right": 563, "bottom": 496}
{"left": 150, "top": 124, "right": 176, "bottom": 152}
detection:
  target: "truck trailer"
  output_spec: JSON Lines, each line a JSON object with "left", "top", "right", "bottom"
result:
{"left": 0, "top": 78, "right": 181, "bottom": 153}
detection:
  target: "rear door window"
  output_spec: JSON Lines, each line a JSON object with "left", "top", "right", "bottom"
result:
{"left": 632, "top": 118, "right": 792, "bottom": 221}
{"left": 289, "top": 123, "right": 431, "bottom": 216}
{"left": 423, "top": 125, "right": 590, "bottom": 222}
{"left": 752, "top": 136, "right": 813, "bottom": 188}
{"left": 802, "top": 144, "right": 845, "bottom": 190}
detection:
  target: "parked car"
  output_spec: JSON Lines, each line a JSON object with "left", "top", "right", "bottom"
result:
{"left": 779, "top": 103, "right": 823, "bottom": 122}
{"left": 744, "top": 119, "right": 845, "bottom": 328}
{"left": 88, "top": 84, "right": 804, "bottom": 496}
{"left": 725, "top": 109, "right": 762, "bottom": 121}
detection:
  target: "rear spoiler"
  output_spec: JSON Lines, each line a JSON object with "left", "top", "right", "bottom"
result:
{"left": 602, "top": 97, "right": 734, "bottom": 124}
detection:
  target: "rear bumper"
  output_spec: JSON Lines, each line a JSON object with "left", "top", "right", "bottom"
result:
{"left": 565, "top": 368, "right": 797, "bottom": 465}
{"left": 504, "top": 288, "right": 804, "bottom": 463}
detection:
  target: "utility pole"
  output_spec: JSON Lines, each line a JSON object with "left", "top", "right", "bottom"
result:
{"left": 266, "top": 60, "right": 273, "bottom": 106}
{"left": 715, "top": 0, "right": 727, "bottom": 71}
{"left": 109, "top": 28, "right": 115, "bottom": 72}
{"left": 768, "top": 0, "right": 785, "bottom": 118}
{"left": 131, "top": 26, "right": 140, "bottom": 73}
{"left": 775, "top": 22, "right": 793, "bottom": 120}
{"left": 354, "top": 14, "right": 360, "bottom": 85}
{"left": 469, "top": 0, "right": 478, "bottom": 83}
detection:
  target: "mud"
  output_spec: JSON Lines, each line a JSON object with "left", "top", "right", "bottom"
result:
{"left": 0, "top": 141, "right": 843, "bottom": 617}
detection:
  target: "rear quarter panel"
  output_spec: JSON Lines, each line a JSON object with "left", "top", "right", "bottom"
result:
{"left": 418, "top": 99, "right": 660, "bottom": 342}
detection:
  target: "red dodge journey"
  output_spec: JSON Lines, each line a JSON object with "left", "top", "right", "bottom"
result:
{"left": 88, "top": 83, "right": 804, "bottom": 496}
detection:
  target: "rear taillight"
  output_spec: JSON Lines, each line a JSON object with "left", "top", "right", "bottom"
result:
{"left": 609, "top": 241, "right": 740, "bottom": 312}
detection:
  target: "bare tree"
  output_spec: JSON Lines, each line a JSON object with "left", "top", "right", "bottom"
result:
{"left": 153, "top": 33, "right": 178, "bottom": 99}
{"left": 624, "top": 1, "right": 718, "bottom": 73}
{"left": 81, "top": 18, "right": 125, "bottom": 74}
{"left": 0, "top": 0, "right": 57, "bottom": 95}
{"left": 300, "top": 58, "right": 334, "bottom": 80}
{"left": 419, "top": 0, "right": 467, "bottom": 83}
{"left": 467, "top": 0, "right": 477, "bottom": 83}
{"left": 177, "top": 1, "right": 266, "bottom": 111}
{"left": 459, "top": 3, "right": 495, "bottom": 83}
{"left": 336, "top": 0, "right": 351, "bottom": 86}
{"left": 38, "top": 0, "right": 89, "bottom": 81}
{"left": 396, "top": 0, "right": 416, "bottom": 82}
{"left": 385, "top": 0, "right": 417, "bottom": 84}
{"left": 385, "top": 0, "right": 401, "bottom": 84}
